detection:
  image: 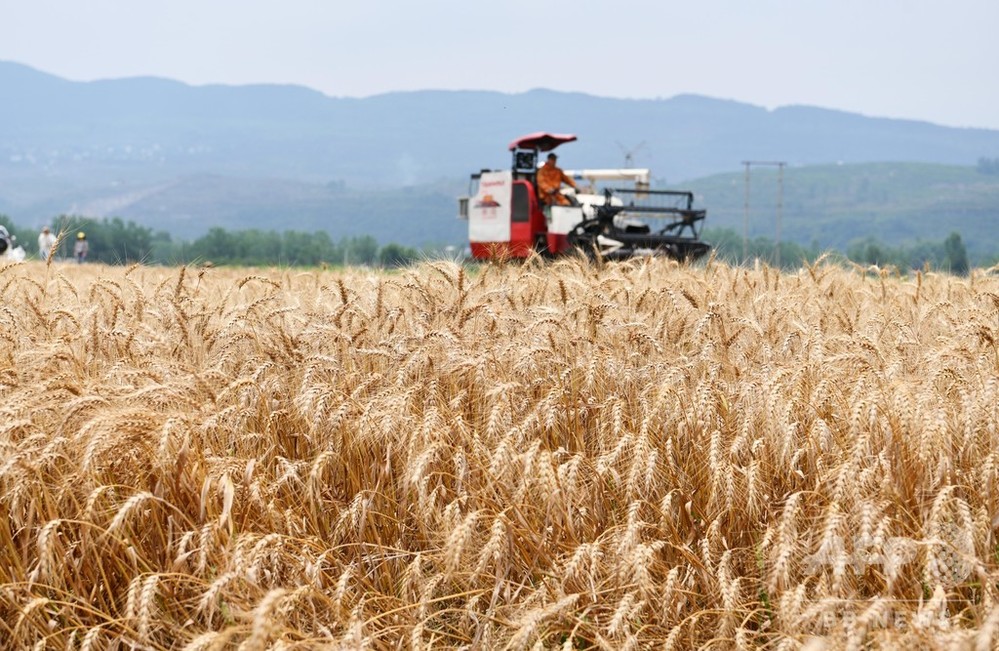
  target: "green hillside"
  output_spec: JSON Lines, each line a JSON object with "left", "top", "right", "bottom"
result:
{"left": 687, "top": 162, "right": 999, "bottom": 262}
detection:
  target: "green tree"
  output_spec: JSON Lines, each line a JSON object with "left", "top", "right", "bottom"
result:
{"left": 191, "top": 227, "right": 234, "bottom": 264}
{"left": 179, "top": 228, "right": 370, "bottom": 267}
{"left": 943, "top": 231, "right": 969, "bottom": 275}
{"left": 846, "top": 237, "right": 891, "bottom": 266}
{"left": 341, "top": 235, "right": 378, "bottom": 266}
{"left": 239, "top": 229, "right": 282, "bottom": 265}
{"left": 379, "top": 243, "right": 420, "bottom": 268}
{"left": 701, "top": 227, "right": 819, "bottom": 269}
{"left": 48, "top": 216, "right": 157, "bottom": 264}
{"left": 149, "top": 230, "right": 180, "bottom": 263}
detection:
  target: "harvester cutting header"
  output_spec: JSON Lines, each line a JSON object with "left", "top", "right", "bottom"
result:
{"left": 458, "top": 132, "right": 710, "bottom": 261}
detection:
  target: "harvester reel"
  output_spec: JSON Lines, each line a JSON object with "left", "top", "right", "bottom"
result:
{"left": 567, "top": 216, "right": 708, "bottom": 262}
{"left": 566, "top": 219, "right": 605, "bottom": 259}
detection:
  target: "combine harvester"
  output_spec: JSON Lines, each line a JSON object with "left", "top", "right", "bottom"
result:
{"left": 458, "top": 132, "right": 710, "bottom": 261}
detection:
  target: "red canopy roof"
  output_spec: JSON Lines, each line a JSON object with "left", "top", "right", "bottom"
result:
{"left": 508, "top": 132, "right": 577, "bottom": 152}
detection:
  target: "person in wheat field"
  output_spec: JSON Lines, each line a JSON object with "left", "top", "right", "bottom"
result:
{"left": 536, "top": 153, "right": 578, "bottom": 206}
{"left": 73, "top": 232, "right": 89, "bottom": 264}
{"left": 38, "top": 226, "right": 57, "bottom": 261}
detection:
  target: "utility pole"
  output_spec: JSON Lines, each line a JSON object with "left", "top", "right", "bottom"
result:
{"left": 776, "top": 162, "right": 784, "bottom": 268}
{"left": 743, "top": 162, "right": 750, "bottom": 261}
{"left": 741, "top": 160, "right": 787, "bottom": 266}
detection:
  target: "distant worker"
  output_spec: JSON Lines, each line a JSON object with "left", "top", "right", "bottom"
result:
{"left": 38, "top": 226, "right": 57, "bottom": 262}
{"left": 536, "top": 153, "right": 577, "bottom": 206}
{"left": 73, "top": 232, "right": 89, "bottom": 264}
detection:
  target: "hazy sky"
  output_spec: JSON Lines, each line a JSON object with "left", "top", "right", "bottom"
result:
{"left": 1, "top": 0, "right": 997, "bottom": 129}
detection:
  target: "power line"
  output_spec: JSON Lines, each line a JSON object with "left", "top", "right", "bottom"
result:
{"left": 741, "top": 160, "right": 786, "bottom": 266}
{"left": 617, "top": 141, "right": 647, "bottom": 168}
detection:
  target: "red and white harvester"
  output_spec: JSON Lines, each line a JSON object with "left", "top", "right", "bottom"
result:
{"left": 458, "top": 132, "right": 710, "bottom": 261}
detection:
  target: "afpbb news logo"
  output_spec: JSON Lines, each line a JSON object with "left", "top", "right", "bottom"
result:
{"left": 801, "top": 522, "right": 976, "bottom": 587}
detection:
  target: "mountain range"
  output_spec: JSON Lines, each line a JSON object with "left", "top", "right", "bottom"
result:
{"left": 1, "top": 60, "right": 998, "bottom": 250}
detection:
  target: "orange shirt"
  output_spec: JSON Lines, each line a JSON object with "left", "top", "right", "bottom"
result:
{"left": 537, "top": 162, "right": 576, "bottom": 204}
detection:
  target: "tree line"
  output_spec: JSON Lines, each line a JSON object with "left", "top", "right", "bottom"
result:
{"left": 0, "top": 214, "right": 979, "bottom": 275}
{"left": 704, "top": 227, "right": 973, "bottom": 275}
{"left": 0, "top": 215, "right": 424, "bottom": 268}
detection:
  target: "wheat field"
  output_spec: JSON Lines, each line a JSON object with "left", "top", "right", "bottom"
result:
{"left": 1, "top": 255, "right": 998, "bottom": 649}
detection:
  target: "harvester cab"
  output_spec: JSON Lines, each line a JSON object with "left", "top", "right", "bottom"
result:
{"left": 458, "top": 132, "right": 710, "bottom": 261}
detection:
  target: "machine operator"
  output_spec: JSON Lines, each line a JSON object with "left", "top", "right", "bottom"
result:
{"left": 536, "top": 153, "right": 578, "bottom": 206}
